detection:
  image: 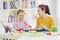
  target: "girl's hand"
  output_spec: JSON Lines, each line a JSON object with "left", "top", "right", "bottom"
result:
{"left": 14, "top": 24, "right": 19, "bottom": 31}
{"left": 16, "top": 24, "right": 19, "bottom": 27}
{"left": 17, "top": 28, "right": 24, "bottom": 32}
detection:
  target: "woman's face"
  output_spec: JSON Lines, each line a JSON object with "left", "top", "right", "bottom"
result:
{"left": 17, "top": 12, "right": 24, "bottom": 20}
{"left": 38, "top": 7, "right": 45, "bottom": 17}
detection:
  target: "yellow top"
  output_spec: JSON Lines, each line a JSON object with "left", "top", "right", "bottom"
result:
{"left": 36, "top": 16, "right": 55, "bottom": 30}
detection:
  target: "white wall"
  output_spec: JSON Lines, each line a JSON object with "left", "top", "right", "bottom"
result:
{"left": 0, "top": 0, "right": 57, "bottom": 24}
{"left": 0, "top": 0, "right": 2, "bottom": 9}
{"left": 57, "top": 0, "right": 60, "bottom": 32}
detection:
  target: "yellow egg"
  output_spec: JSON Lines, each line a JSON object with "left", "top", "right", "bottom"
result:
{"left": 19, "top": 31, "right": 23, "bottom": 36}
{"left": 12, "top": 9, "right": 18, "bottom": 14}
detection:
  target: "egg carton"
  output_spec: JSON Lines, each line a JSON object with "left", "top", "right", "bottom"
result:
{"left": 0, "top": 33, "right": 19, "bottom": 40}
{"left": 0, "top": 35, "right": 16, "bottom": 40}
{"left": 0, "top": 38, "right": 15, "bottom": 40}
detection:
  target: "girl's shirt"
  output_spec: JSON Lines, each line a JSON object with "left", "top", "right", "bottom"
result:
{"left": 13, "top": 20, "right": 28, "bottom": 30}
{"left": 36, "top": 16, "right": 55, "bottom": 30}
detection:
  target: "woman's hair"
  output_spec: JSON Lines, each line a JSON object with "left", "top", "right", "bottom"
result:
{"left": 38, "top": 4, "right": 51, "bottom": 15}
{"left": 17, "top": 9, "right": 24, "bottom": 15}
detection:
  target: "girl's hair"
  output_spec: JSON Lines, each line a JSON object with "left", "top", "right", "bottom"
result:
{"left": 17, "top": 9, "right": 24, "bottom": 15}
{"left": 38, "top": 4, "right": 51, "bottom": 15}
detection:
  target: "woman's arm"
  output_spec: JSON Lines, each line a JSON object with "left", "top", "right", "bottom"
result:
{"left": 50, "top": 17, "right": 55, "bottom": 26}
{"left": 36, "top": 18, "right": 39, "bottom": 28}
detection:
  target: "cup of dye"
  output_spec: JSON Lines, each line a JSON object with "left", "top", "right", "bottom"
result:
{"left": 51, "top": 26, "right": 57, "bottom": 32}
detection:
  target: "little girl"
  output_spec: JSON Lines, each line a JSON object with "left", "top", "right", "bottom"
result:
{"left": 13, "top": 9, "right": 31, "bottom": 32}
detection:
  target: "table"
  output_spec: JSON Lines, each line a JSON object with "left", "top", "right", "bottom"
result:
{"left": 0, "top": 32, "right": 59, "bottom": 40}
{"left": 17, "top": 32, "right": 59, "bottom": 40}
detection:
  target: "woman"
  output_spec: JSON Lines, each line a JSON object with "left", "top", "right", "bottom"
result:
{"left": 36, "top": 4, "right": 55, "bottom": 31}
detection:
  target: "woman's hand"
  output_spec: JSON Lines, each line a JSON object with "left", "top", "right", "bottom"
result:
{"left": 37, "top": 24, "right": 47, "bottom": 30}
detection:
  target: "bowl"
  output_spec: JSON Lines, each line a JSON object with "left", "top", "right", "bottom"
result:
{"left": 24, "top": 30, "right": 29, "bottom": 32}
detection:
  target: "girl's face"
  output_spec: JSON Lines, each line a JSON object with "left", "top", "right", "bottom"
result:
{"left": 38, "top": 7, "right": 45, "bottom": 17}
{"left": 17, "top": 12, "right": 24, "bottom": 20}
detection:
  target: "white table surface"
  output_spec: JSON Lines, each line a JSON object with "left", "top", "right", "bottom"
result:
{"left": 0, "top": 32, "right": 59, "bottom": 40}
{"left": 17, "top": 32, "right": 59, "bottom": 40}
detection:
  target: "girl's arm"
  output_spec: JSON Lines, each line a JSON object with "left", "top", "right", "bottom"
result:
{"left": 24, "top": 22, "right": 32, "bottom": 28}
{"left": 13, "top": 23, "right": 18, "bottom": 31}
